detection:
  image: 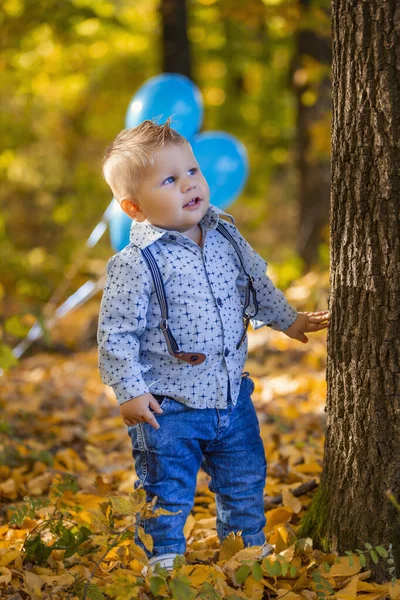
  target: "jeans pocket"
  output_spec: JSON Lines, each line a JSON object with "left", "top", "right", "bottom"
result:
{"left": 154, "top": 396, "right": 171, "bottom": 410}
{"left": 242, "top": 375, "right": 255, "bottom": 394}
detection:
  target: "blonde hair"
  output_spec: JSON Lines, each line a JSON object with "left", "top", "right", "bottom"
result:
{"left": 102, "top": 119, "right": 187, "bottom": 201}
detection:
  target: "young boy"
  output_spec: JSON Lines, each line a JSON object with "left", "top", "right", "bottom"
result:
{"left": 98, "top": 120, "right": 329, "bottom": 569}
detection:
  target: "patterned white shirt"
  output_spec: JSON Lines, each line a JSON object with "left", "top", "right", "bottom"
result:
{"left": 98, "top": 205, "right": 297, "bottom": 408}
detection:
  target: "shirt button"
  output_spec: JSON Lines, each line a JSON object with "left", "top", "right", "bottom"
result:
{"left": 224, "top": 348, "right": 230, "bottom": 357}
{"left": 169, "top": 235, "right": 177, "bottom": 241}
{"left": 217, "top": 298, "right": 223, "bottom": 307}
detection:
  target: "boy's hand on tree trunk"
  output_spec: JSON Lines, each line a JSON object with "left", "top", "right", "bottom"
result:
{"left": 283, "top": 311, "right": 330, "bottom": 344}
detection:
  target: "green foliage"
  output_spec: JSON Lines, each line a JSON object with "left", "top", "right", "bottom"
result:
{"left": 252, "top": 560, "right": 263, "bottom": 580}
{"left": 299, "top": 484, "right": 329, "bottom": 550}
{"left": 0, "top": 342, "right": 18, "bottom": 372}
{"left": 170, "top": 576, "right": 197, "bottom": 600}
{"left": 149, "top": 574, "right": 167, "bottom": 596}
{"left": 198, "top": 581, "right": 223, "bottom": 600}
{"left": 6, "top": 474, "right": 161, "bottom": 597}
{"left": 52, "top": 473, "right": 80, "bottom": 497}
{"left": 103, "top": 569, "right": 141, "bottom": 599}
{"left": 82, "top": 583, "right": 106, "bottom": 600}
{"left": 1, "top": 0, "right": 331, "bottom": 330}
{"left": 312, "top": 569, "right": 334, "bottom": 599}
{"left": 9, "top": 496, "right": 51, "bottom": 526}
{"left": 234, "top": 564, "right": 251, "bottom": 584}
{"left": 353, "top": 543, "right": 397, "bottom": 584}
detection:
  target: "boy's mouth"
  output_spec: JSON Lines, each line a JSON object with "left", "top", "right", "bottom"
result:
{"left": 183, "top": 196, "right": 202, "bottom": 208}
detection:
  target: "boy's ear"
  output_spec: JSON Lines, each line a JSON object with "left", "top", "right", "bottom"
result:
{"left": 120, "top": 198, "right": 146, "bottom": 222}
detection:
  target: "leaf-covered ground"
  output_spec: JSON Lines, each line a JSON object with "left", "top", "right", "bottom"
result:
{"left": 1, "top": 275, "right": 399, "bottom": 599}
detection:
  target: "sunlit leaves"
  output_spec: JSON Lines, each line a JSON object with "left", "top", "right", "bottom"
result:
{"left": 0, "top": 302, "right": 398, "bottom": 597}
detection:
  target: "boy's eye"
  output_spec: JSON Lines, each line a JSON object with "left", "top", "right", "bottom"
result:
{"left": 163, "top": 176, "right": 175, "bottom": 185}
{"left": 188, "top": 167, "right": 198, "bottom": 175}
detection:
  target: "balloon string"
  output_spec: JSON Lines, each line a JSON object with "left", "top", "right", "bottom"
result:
{"left": 12, "top": 199, "right": 116, "bottom": 359}
{"left": 42, "top": 200, "right": 115, "bottom": 318}
{"left": 12, "top": 275, "right": 106, "bottom": 359}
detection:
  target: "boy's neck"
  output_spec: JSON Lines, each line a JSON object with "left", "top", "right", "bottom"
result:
{"left": 183, "top": 224, "right": 203, "bottom": 246}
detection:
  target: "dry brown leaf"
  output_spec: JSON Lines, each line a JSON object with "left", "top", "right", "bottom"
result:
{"left": 0, "top": 566, "right": 12, "bottom": 585}
{"left": 53, "top": 448, "right": 88, "bottom": 472}
{"left": 23, "top": 570, "right": 44, "bottom": 595}
{"left": 0, "top": 478, "right": 18, "bottom": 500}
{"left": 40, "top": 573, "right": 75, "bottom": 587}
{"left": 26, "top": 472, "right": 53, "bottom": 495}
{"left": 282, "top": 489, "right": 303, "bottom": 514}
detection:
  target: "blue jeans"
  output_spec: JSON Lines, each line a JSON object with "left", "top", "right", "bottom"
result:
{"left": 127, "top": 374, "right": 267, "bottom": 556}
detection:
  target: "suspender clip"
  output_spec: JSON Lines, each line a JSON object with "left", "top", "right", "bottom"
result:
{"left": 159, "top": 319, "right": 169, "bottom": 332}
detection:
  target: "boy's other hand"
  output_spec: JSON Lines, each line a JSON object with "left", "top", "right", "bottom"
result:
{"left": 283, "top": 311, "right": 330, "bottom": 344}
{"left": 120, "top": 393, "right": 163, "bottom": 429}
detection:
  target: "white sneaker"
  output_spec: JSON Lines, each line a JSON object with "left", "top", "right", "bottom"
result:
{"left": 257, "top": 542, "right": 274, "bottom": 558}
{"left": 148, "top": 553, "right": 179, "bottom": 571}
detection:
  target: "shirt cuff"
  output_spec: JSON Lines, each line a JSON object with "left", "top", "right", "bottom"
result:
{"left": 112, "top": 377, "right": 149, "bottom": 404}
{"left": 269, "top": 305, "right": 298, "bottom": 331}
{"left": 251, "top": 305, "right": 298, "bottom": 332}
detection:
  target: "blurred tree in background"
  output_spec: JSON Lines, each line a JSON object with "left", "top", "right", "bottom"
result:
{"left": 292, "top": 0, "right": 331, "bottom": 269}
{"left": 0, "top": 0, "right": 331, "bottom": 351}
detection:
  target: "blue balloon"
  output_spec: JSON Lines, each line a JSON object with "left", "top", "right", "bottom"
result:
{"left": 109, "top": 202, "right": 132, "bottom": 252}
{"left": 190, "top": 132, "right": 249, "bottom": 210}
{"left": 125, "top": 73, "right": 203, "bottom": 139}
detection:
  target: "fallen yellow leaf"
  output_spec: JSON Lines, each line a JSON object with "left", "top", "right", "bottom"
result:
{"left": 219, "top": 532, "right": 244, "bottom": 561}
{"left": 336, "top": 576, "right": 358, "bottom": 600}
{"left": 243, "top": 574, "right": 263, "bottom": 599}
{"left": 265, "top": 507, "right": 293, "bottom": 534}
{"left": 389, "top": 579, "right": 400, "bottom": 600}
{"left": 178, "top": 565, "right": 221, "bottom": 587}
{"left": 328, "top": 556, "right": 361, "bottom": 578}
{"left": 0, "top": 549, "right": 22, "bottom": 567}
{"left": 294, "top": 463, "right": 323, "bottom": 474}
{"left": 277, "top": 590, "right": 302, "bottom": 599}
{"left": 184, "top": 514, "right": 196, "bottom": 538}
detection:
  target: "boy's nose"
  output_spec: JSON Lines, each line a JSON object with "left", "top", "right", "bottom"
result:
{"left": 182, "top": 180, "right": 196, "bottom": 193}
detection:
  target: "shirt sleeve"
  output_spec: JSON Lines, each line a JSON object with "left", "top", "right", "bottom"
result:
{"left": 225, "top": 222, "right": 298, "bottom": 331}
{"left": 97, "top": 249, "right": 152, "bottom": 404}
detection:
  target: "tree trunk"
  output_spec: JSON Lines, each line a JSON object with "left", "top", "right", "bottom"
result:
{"left": 292, "top": 0, "right": 331, "bottom": 269}
{"left": 302, "top": 0, "right": 400, "bottom": 580}
{"left": 160, "top": 0, "right": 192, "bottom": 77}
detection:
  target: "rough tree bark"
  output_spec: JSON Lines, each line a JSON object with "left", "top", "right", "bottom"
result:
{"left": 292, "top": 0, "right": 331, "bottom": 269}
{"left": 160, "top": 0, "right": 191, "bottom": 77}
{"left": 301, "top": 0, "right": 400, "bottom": 579}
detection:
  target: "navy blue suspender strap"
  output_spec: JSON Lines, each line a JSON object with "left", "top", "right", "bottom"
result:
{"left": 140, "top": 221, "right": 260, "bottom": 364}
{"left": 141, "top": 247, "right": 207, "bottom": 365}
{"left": 216, "top": 222, "right": 259, "bottom": 348}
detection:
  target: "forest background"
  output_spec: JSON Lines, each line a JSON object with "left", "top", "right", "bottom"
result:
{"left": 0, "top": 0, "right": 331, "bottom": 353}
{"left": 2, "top": 0, "right": 400, "bottom": 597}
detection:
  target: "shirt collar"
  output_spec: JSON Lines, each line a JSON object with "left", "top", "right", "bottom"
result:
{"left": 129, "top": 204, "right": 235, "bottom": 249}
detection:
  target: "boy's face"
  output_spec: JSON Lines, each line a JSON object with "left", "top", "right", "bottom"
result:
{"left": 125, "top": 142, "right": 210, "bottom": 235}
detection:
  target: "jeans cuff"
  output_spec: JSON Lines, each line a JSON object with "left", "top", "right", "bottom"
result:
{"left": 150, "top": 542, "right": 187, "bottom": 557}
{"left": 241, "top": 531, "right": 266, "bottom": 547}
